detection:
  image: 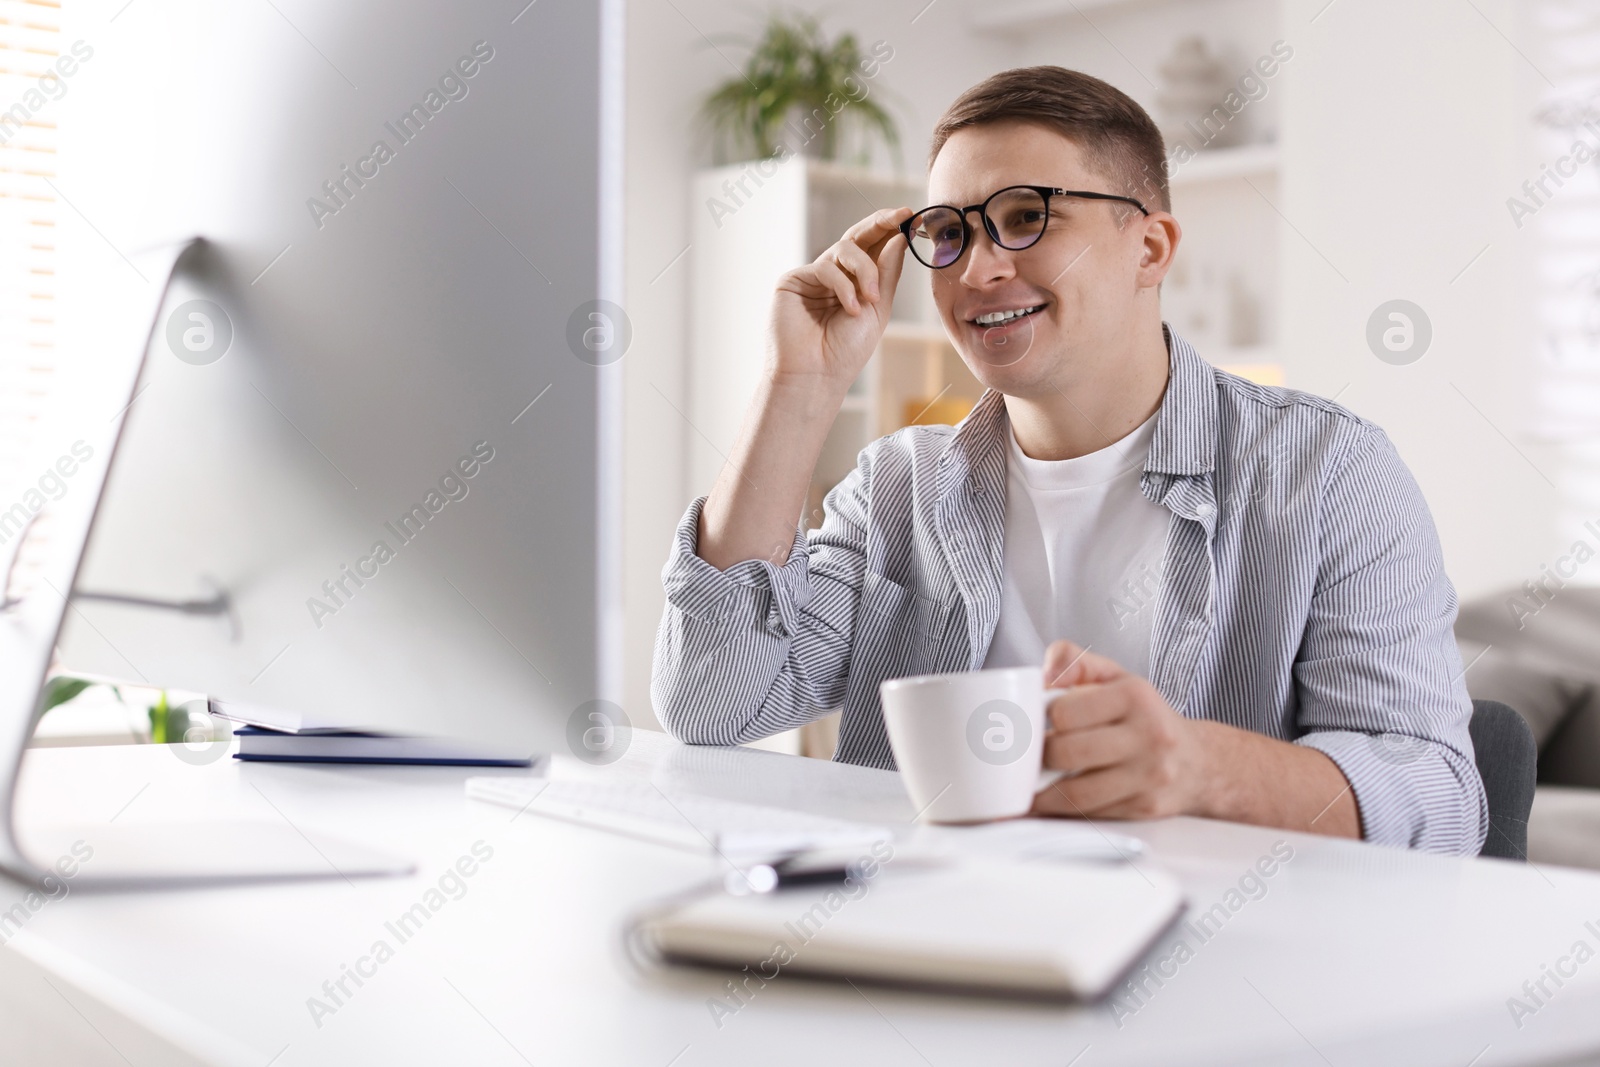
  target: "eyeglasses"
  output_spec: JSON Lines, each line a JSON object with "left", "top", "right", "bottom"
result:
{"left": 899, "top": 185, "right": 1150, "bottom": 270}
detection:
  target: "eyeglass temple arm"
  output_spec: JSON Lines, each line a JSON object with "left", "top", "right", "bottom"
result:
{"left": 1046, "top": 189, "right": 1150, "bottom": 215}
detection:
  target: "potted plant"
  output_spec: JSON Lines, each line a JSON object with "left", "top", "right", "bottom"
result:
{"left": 38, "top": 676, "right": 205, "bottom": 744}
{"left": 700, "top": 12, "right": 899, "bottom": 166}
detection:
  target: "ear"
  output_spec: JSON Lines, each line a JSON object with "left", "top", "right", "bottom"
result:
{"left": 1133, "top": 211, "right": 1181, "bottom": 290}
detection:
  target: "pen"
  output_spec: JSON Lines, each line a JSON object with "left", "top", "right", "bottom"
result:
{"left": 725, "top": 849, "right": 867, "bottom": 895}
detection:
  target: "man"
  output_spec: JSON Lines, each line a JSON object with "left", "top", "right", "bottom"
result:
{"left": 652, "top": 66, "right": 1486, "bottom": 854}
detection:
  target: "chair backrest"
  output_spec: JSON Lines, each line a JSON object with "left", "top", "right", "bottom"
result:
{"left": 1470, "top": 699, "right": 1537, "bottom": 860}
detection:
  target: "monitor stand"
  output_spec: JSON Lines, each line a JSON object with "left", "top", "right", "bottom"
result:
{"left": 0, "top": 238, "right": 412, "bottom": 889}
{"left": 14, "top": 822, "right": 413, "bottom": 891}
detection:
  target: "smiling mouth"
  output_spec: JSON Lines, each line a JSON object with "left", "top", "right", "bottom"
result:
{"left": 971, "top": 304, "right": 1044, "bottom": 326}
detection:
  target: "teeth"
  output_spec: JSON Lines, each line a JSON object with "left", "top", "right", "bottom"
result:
{"left": 975, "top": 305, "right": 1041, "bottom": 325}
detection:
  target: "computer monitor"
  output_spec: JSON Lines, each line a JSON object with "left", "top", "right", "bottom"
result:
{"left": 44, "top": 0, "right": 623, "bottom": 762}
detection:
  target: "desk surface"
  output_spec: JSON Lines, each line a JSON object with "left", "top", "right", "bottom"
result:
{"left": 3, "top": 730, "right": 1599, "bottom": 1067}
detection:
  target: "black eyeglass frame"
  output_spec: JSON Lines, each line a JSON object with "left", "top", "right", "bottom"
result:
{"left": 898, "top": 185, "right": 1151, "bottom": 270}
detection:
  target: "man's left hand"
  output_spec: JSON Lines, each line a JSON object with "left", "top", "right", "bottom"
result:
{"left": 1030, "top": 639, "right": 1215, "bottom": 820}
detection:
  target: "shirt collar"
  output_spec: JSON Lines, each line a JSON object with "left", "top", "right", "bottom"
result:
{"left": 1144, "top": 324, "right": 1216, "bottom": 477}
{"left": 948, "top": 323, "right": 1215, "bottom": 479}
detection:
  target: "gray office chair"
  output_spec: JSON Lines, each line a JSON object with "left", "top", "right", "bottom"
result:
{"left": 1469, "top": 699, "right": 1537, "bottom": 861}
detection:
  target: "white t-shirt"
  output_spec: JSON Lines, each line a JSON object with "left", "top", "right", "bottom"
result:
{"left": 982, "top": 412, "right": 1170, "bottom": 678}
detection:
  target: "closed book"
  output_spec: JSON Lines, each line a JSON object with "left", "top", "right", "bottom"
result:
{"left": 233, "top": 726, "right": 536, "bottom": 767}
{"left": 209, "top": 697, "right": 354, "bottom": 734}
{"left": 637, "top": 858, "right": 1185, "bottom": 1001}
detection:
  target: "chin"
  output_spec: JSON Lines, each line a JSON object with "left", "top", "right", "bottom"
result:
{"left": 953, "top": 352, "right": 1042, "bottom": 401}
{"left": 955, "top": 319, "right": 1056, "bottom": 396}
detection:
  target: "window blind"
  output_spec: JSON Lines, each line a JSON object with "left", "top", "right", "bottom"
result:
{"left": 0, "top": 0, "right": 59, "bottom": 503}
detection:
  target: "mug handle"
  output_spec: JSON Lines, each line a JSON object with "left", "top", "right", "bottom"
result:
{"left": 1035, "top": 687, "right": 1074, "bottom": 792}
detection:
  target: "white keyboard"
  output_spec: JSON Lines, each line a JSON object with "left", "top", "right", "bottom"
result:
{"left": 466, "top": 777, "right": 893, "bottom": 857}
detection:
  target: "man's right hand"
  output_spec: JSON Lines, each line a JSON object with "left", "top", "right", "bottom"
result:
{"left": 697, "top": 206, "right": 913, "bottom": 571}
{"left": 768, "top": 207, "right": 914, "bottom": 391}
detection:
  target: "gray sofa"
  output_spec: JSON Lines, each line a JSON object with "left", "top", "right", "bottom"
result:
{"left": 1458, "top": 588, "right": 1600, "bottom": 869}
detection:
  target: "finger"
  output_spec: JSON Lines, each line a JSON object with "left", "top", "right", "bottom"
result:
{"left": 1031, "top": 764, "right": 1145, "bottom": 818}
{"left": 775, "top": 266, "right": 832, "bottom": 303}
{"left": 1043, "top": 722, "right": 1140, "bottom": 775}
{"left": 832, "top": 240, "right": 880, "bottom": 302}
{"left": 843, "top": 206, "right": 914, "bottom": 255}
{"left": 1046, "top": 680, "right": 1133, "bottom": 733}
{"left": 875, "top": 230, "right": 908, "bottom": 304}
{"left": 810, "top": 257, "right": 861, "bottom": 314}
{"left": 859, "top": 206, "right": 915, "bottom": 262}
{"left": 1043, "top": 639, "right": 1128, "bottom": 688}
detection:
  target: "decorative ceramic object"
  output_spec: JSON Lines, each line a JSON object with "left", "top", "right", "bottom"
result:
{"left": 1157, "top": 36, "right": 1246, "bottom": 152}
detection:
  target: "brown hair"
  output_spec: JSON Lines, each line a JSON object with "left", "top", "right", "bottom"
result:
{"left": 929, "top": 66, "right": 1169, "bottom": 215}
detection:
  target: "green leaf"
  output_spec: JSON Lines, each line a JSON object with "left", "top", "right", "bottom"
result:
{"left": 40, "top": 677, "right": 93, "bottom": 715}
{"left": 697, "top": 11, "right": 899, "bottom": 165}
{"left": 148, "top": 690, "right": 169, "bottom": 744}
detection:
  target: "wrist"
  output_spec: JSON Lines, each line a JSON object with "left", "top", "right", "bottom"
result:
{"left": 1183, "top": 718, "right": 1234, "bottom": 820}
{"left": 761, "top": 370, "right": 853, "bottom": 415}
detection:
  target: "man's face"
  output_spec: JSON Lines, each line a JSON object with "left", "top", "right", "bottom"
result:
{"left": 924, "top": 120, "right": 1172, "bottom": 397}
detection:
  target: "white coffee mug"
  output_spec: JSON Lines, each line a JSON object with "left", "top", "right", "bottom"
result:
{"left": 879, "top": 666, "right": 1068, "bottom": 824}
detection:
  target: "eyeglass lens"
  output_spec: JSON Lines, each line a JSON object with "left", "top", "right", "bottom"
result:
{"left": 906, "top": 187, "right": 1049, "bottom": 269}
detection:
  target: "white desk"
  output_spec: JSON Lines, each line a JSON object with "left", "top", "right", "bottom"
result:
{"left": 3, "top": 730, "right": 1599, "bottom": 1067}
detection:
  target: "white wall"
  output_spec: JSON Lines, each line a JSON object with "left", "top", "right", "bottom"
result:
{"left": 1506, "top": 0, "right": 1600, "bottom": 605}
{"left": 1278, "top": 0, "right": 1549, "bottom": 602}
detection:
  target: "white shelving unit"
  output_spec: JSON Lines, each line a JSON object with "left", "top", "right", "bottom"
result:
{"left": 1164, "top": 140, "right": 1283, "bottom": 377}
{"left": 1169, "top": 142, "right": 1279, "bottom": 187}
{"left": 971, "top": 0, "right": 1174, "bottom": 32}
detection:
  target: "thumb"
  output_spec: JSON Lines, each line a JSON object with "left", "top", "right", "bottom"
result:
{"left": 1043, "top": 640, "right": 1127, "bottom": 688}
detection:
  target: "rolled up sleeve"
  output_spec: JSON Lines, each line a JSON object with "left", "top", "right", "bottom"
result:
{"left": 651, "top": 456, "right": 875, "bottom": 746}
{"left": 1293, "top": 427, "right": 1488, "bottom": 854}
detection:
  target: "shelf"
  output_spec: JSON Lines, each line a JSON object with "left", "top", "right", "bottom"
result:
{"left": 880, "top": 321, "right": 951, "bottom": 344}
{"left": 805, "top": 160, "right": 922, "bottom": 196}
{"left": 1210, "top": 343, "right": 1275, "bottom": 363}
{"left": 1215, "top": 356, "right": 1283, "bottom": 387}
{"left": 972, "top": 0, "right": 1200, "bottom": 33}
{"left": 1168, "top": 143, "right": 1279, "bottom": 188}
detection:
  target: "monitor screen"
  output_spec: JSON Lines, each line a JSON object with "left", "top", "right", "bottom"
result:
{"left": 52, "top": 0, "right": 621, "bottom": 753}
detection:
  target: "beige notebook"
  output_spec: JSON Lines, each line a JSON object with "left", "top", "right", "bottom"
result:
{"left": 640, "top": 858, "right": 1185, "bottom": 1000}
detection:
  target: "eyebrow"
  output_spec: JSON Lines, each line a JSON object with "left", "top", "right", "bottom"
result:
{"left": 923, "top": 183, "right": 1084, "bottom": 205}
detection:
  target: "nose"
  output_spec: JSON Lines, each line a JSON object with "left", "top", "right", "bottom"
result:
{"left": 959, "top": 214, "right": 1016, "bottom": 288}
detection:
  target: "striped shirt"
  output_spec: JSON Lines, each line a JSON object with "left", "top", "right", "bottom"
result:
{"left": 653, "top": 326, "right": 1487, "bottom": 854}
